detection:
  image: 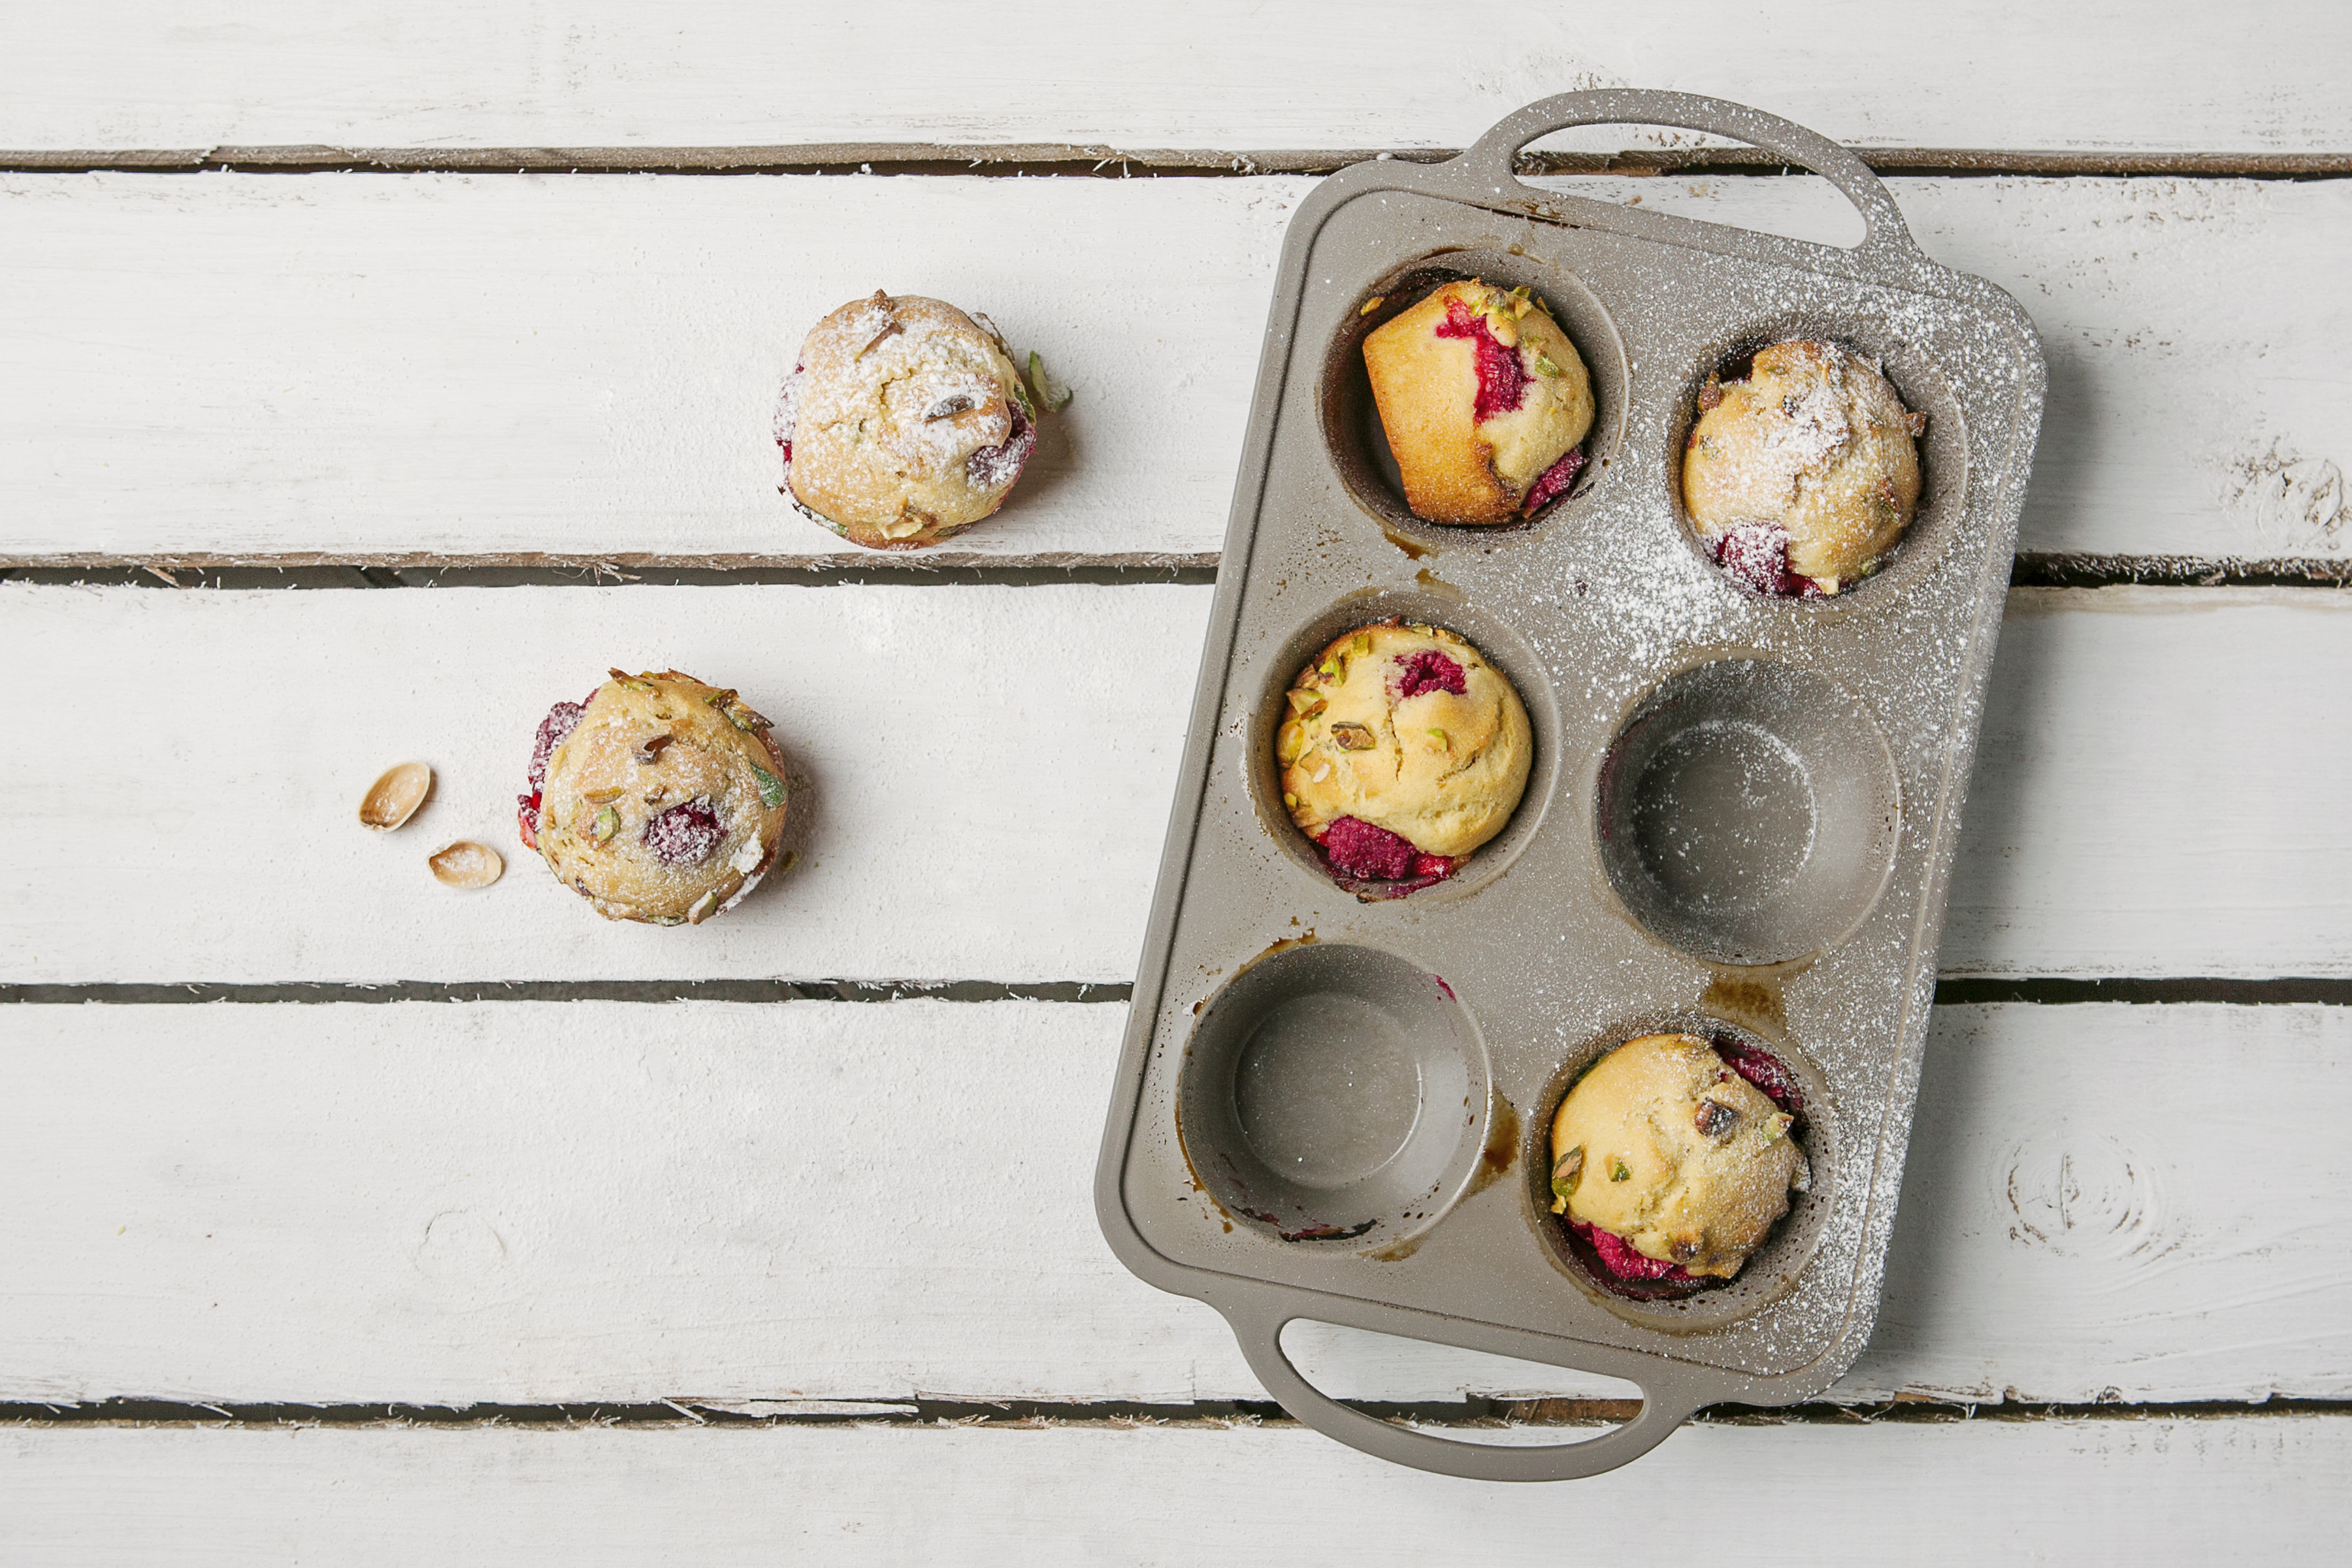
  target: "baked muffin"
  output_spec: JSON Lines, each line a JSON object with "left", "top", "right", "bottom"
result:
{"left": 1363, "top": 279, "right": 1594, "bottom": 525}
{"left": 1548, "top": 1033, "right": 1810, "bottom": 1286}
{"left": 1682, "top": 340, "right": 1927, "bottom": 596}
{"left": 517, "top": 670, "right": 789, "bottom": 925}
{"left": 777, "top": 290, "right": 1037, "bottom": 549}
{"left": 1277, "top": 621, "right": 1533, "bottom": 893}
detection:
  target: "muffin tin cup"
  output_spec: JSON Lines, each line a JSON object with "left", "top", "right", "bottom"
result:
{"left": 1098, "top": 90, "right": 2046, "bottom": 1482}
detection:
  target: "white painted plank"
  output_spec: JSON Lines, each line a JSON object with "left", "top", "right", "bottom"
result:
{"left": 3, "top": 583, "right": 2348, "bottom": 983}
{"left": 3, "top": 1000, "right": 2345, "bottom": 1407}
{"left": 5, "top": 172, "right": 2347, "bottom": 564}
{"left": 3, "top": 1416, "right": 2347, "bottom": 1565}
{"left": 3, "top": 2, "right": 2345, "bottom": 156}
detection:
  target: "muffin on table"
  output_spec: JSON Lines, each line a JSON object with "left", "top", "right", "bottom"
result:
{"left": 1362, "top": 278, "right": 1594, "bottom": 526}
{"left": 1548, "top": 1032, "right": 1811, "bottom": 1287}
{"left": 1277, "top": 621, "right": 1532, "bottom": 894}
{"left": 1682, "top": 340, "right": 1927, "bottom": 596}
{"left": 518, "top": 670, "right": 789, "bottom": 926}
{"left": 777, "top": 290, "right": 1036, "bottom": 549}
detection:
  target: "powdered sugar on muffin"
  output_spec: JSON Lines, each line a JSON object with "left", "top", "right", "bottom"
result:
{"left": 778, "top": 291, "right": 1036, "bottom": 549}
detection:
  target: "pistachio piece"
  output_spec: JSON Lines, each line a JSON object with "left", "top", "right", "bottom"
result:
{"left": 1609, "top": 1158, "right": 1631, "bottom": 1183}
{"left": 856, "top": 319, "right": 904, "bottom": 359}
{"left": 880, "top": 510, "right": 928, "bottom": 540}
{"left": 1765, "top": 1111, "right": 1795, "bottom": 1143}
{"left": 1026, "top": 350, "right": 1073, "bottom": 412}
{"left": 750, "top": 764, "right": 788, "bottom": 808}
{"left": 1282, "top": 792, "right": 1299, "bottom": 809}
{"left": 649, "top": 914, "right": 687, "bottom": 927}
{"left": 702, "top": 687, "right": 739, "bottom": 710}
{"left": 1550, "top": 1147, "right": 1584, "bottom": 1204}
{"left": 725, "top": 703, "right": 773, "bottom": 733}
{"left": 1276, "top": 720, "right": 1309, "bottom": 766}
{"left": 923, "top": 393, "right": 976, "bottom": 422}
{"left": 1694, "top": 1098, "right": 1739, "bottom": 1138}
{"left": 1426, "top": 727, "right": 1448, "bottom": 750}
{"left": 357, "top": 762, "right": 432, "bottom": 832}
{"left": 685, "top": 889, "right": 722, "bottom": 925}
{"left": 608, "top": 668, "right": 655, "bottom": 693}
{"left": 1697, "top": 374, "right": 1725, "bottom": 412}
{"left": 1318, "top": 656, "right": 1343, "bottom": 680}
{"left": 582, "top": 786, "right": 624, "bottom": 805}
{"left": 1330, "top": 722, "right": 1376, "bottom": 751}
{"left": 1358, "top": 295, "right": 1385, "bottom": 317}
{"left": 1529, "top": 353, "right": 1564, "bottom": 380}
{"left": 428, "top": 841, "right": 504, "bottom": 889}
{"left": 635, "top": 733, "right": 674, "bottom": 765}
{"left": 1350, "top": 632, "right": 1372, "bottom": 656}
{"left": 593, "top": 805, "right": 621, "bottom": 843}
{"left": 1285, "top": 689, "right": 1328, "bottom": 719}
{"left": 1506, "top": 285, "right": 1533, "bottom": 318}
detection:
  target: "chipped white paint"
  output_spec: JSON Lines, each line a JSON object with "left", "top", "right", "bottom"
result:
{"left": 8, "top": 1418, "right": 2350, "bottom": 1563}
{"left": 3, "top": 2, "right": 2347, "bottom": 155}
{"left": 1, "top": 583, "right": 2347, "bottom": 983}
{"left": 5, "top": 172, "right": 2348, "bottom": 563}
{"left": 2, "top": 1000, "right": 2345, "bottom": 1407}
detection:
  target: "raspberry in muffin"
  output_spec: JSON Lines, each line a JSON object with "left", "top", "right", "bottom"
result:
{"left": 1362, "top": 279, "right": 1594, "bottom": 526}
{"left": 777, "top": 291, "right": 1037, "bottom": 549}
{"left": 1682, "top": 340, "right": 1927, "bottom": 596}
{"left": 1277, "top": 621, "right": 1533, "bottom": 894}
{"left": 518, "top": 670, "right": 789, "bottom": 925}
{"left": 1548, "top": 1033, "right": 1811, "bottom": 1288}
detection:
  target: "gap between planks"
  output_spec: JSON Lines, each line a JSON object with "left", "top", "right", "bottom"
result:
{"left": 7, "top": 146, "right": 2352, "bottom": 179}
{"left": 5, "top": 979, "right": 2352, "bottom": 1006}
{"left": 3, "top": 555, "right": 2349, "bottom": 591}
{"left": 4, "top": 1396, "right": 2346, "bottom": 1430}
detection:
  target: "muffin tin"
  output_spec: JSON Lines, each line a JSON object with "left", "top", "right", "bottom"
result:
{"left": 1095, "top": 90, "right": 2045, "bottom": 1480}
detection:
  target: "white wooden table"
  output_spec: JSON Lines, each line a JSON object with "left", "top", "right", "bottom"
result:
{"left": 5, "top": 5, "right": 2349, "bottom": 1558}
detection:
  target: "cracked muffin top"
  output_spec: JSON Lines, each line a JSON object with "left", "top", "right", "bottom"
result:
{"left": 1548, "top": 1032, "right": 1810, "bottom": 1281}
{"left": 1682, "top": 340, "right": 1925, "bottom": 596}
{"left": 779, "top": 290, "right": 1036, "bottom": 549}
{"left": 1363, "top": 279, "right": 1594, "bottom": 526}
{"left": 1277, "top": 621, "right": 1533, "bottom": 889}
{"left": 521, "top": 670, "right": 789, "bottom": 926}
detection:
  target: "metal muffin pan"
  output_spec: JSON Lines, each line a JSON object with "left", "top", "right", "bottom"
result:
{"left": 1096, "top": 90, "right": 2045, "bottom": 1481}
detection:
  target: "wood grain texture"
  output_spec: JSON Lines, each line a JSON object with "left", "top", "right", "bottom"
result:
{"left": 5, "top": 172, "right": 2347, "bottom": 564}
{"left": 8, "top": 1418, "right": 2349, "bottom": 1564}
{"left": 2, "top": 583, "right": 2347, "bottom": 984}
{"left": 2, "top": 3, "right": 2344, "bottom": 156}
{"left": 3, "top": 1000, "right": 2344, "bottom": 1407}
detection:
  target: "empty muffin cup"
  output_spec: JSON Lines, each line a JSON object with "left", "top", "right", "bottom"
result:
{"left": 1597, "top": 661, "right": 1899, "bottom": 966}
{"left": 1179, "top": 943, "right": 1490, "bottom": 1245}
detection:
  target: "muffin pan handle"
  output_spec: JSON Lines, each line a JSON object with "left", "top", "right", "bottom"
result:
{"left": 1460, "top": 88, "right": 1922, "bottom": 269}
{"left": 1225, "top": 1303, "right": 1705, "bottom": 1482}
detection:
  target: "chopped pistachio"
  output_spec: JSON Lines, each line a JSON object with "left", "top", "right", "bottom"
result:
{"left": 1318, "top": 656, "right": 1342, "bottom": 680}
{"left": 750, "top": 764, "right": 788, "bottom": 808}
{"left": 649, "top": 914, "right": 686, "bottom": 926}
{"left": 1550, "top": 1147, "right": 1584, "bottom": 1203}
{"left": 1286, "top": 689, "right": 1328, "bottom": 718}
{"left": 1426, "top": 728, "right": 1448, "bottom": 750}
{"left": 685, "top": 889, "right": 722, "bottom": 925}
{"left": 1350, "top": 632, "right": 1371, "bottom": 655}
{"left": 702, "top": 687, "right": 739, "bottom": 710}
{"left": 582, "top": 786, "right": 624, "bottom": 804}
{"left": 1506, "top": 284, "right": 1533, "bottom": 318}
{"left": 1766, "top": 1112, "right": 1795, "bottom": 1143}
{"left": 1026, "top": 351, "right": 1073, "bottom": 412}
{"left": 1610, "top": 1158, "right": 1630, "bottom": 1183}
{"left": 635, "top": 733, "right": 674, "bottom": 764}
{"left": 593, "top": 805, "right": 620, "bottom": 843}
{"left": 1529, "top": 353, "right": 1564, "bottom": 379}
{"left": 1330, "top": 721, "right": 1375, "bottom": 751}
{"left": 725, "top": 703, "right": 772, "bottom": 732}
{"left": 1277, "top": 720, "right": 1309, "bottom": 765}
{"left": 1694, "top": 1098, "right": 1739, "bottom": 1137}
{"left": 1358, "top": 295, "right": 1385, "bottom": 317}
{"left": 608, "top": 668, "right": 655, "bottom": 693}
{"left": 1282, "top": 792, "right": 1299, "bottom": 809}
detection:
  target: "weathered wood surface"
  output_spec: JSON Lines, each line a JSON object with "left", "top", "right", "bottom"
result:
{"left": 3, "top": 1000, "right": 2342, "bottom": 1407}
{"left": 5, "top": 1415, "right": 2348, "bottom": 1565}
{"left": 1, "top": 582, "right": 2345, "bottom": 984}
{"left": 3, "top": 174, "right": 2349, "bottom": 567}
{"left": 4, "top": 2, "right": 2346, "bottom": 158}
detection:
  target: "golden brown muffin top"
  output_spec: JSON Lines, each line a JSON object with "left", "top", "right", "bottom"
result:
{"left": 1362, "top": 279, "right": 1594, "bottom": 526}
{"left": 536, "top": 670, "right": 788, "bottom": 924}
{"left": 1277, "top": 621, "right": 1533, "bottom": 862}
{"left": 1682, "top": 340, "right": 1924, "bottom": 591}
{"left": 785, "top": 291, "right": 1035, "bottom": 548}
{"left": 1548, "top": 1032, "right": 1810, "bottom": 1279}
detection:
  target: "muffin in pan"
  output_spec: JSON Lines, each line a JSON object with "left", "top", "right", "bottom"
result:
{"left": 1682, "top": 340, "right": 1927, "bottom": 597}
{"left": 1277, "top": 621, "right": 1533, "bottom": 895}
{"left": 1362, "top": 278, "right": 1595, "bottom": 526}
{"left": 517, "top": 670, "right": 789, "bottom": 925}
{"left": 1548, "top": 1032, "right": 1811, "bottom": 1292}
{"left": 777, "top": 290, "right": 1037, "bottom": 549}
